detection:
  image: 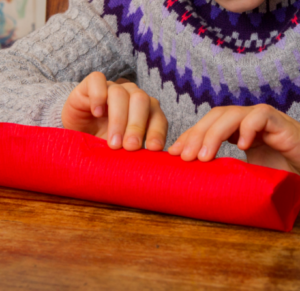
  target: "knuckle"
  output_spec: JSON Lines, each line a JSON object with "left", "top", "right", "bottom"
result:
{"left": 254, "top": 104, "right": 274, "bottom": 114}
{"left": 89, "top": 71, "right": 105, "bottom": 80}
{"left": 131, "top": 90, "right": 150, "bottom": 103}
{"left": 240, "top": 118, "right": 253, "bottom": 132}
{"left": 121, "top": 82, "right": 138, "bottom": 90}
{"left": 229, "top": 106, "right": 244, "bottom": 116}
{"left": 127, "top": 124, "right": 145, "bottom": 135}
{"left": 109, "top": 84, "right": 126, "bottom": 97}
{"left": 211, "top": 106, "right": 224, "bottom": 114}
{"left": 240, "top": 117, "right": 250, "bottom": 128}
{"left": 127, "top": 82, "right": 138, "bottom": 89}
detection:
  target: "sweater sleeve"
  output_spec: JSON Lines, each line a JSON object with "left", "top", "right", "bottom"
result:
{"left": 0, "top": 0, "right": 136, "bottom": 128}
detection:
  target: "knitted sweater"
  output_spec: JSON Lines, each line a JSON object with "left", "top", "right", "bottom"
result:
{"left": 1, "top": 0, "right": 300, "bottom": 159}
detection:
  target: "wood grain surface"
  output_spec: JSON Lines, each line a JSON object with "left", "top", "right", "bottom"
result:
{"left": 40, "top": 1, "right": 300, "bottom": 290}
{"left": 46, "top": 0, "right": 69, "bottom": 21}
{"left": 0, "top": 186, "right": 300, "bottom": 290}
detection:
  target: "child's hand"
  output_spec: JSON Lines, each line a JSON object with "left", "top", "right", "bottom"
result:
{"left": 62, "top": 72, "right": 168, "bottom": 151}
{"left": 168, "top": 105, "right": 300, "bottom": 174}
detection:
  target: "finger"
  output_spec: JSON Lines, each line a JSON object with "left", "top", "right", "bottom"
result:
{"left": 145, "top": 97, "right": 168, "bottom": 151}
{"left": 82, "top": 72, "right": 108, "bottom": 118}
{"left": 123, "top": 89, "right": 151, "bottom": 151}
{"left": 238, "top": 104, "right": 289, "bottom": 151}
{"left": 199, "top": 107, "right": 250, "bottom": 161}
{"left": 119, "top": 82, "right": 139, "bottom": 92}
{"left": 168, "top": 130, "right": 190, "bottom": 156}
{"left": 179, "top": 107, "right": 227, "bottom": 161}
{"left": 107, "top": 84, "right": 130, "bottom": 149}
{"left": 67, "top": 86, "right": 91, "bottom": 119}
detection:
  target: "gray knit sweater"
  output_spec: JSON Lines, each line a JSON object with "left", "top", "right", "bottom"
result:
{"left": 1, "top": 0, "right": 300, "bottom": 158}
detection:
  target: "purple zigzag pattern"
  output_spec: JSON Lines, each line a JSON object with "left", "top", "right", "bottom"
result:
{"left": 168, "top": 0, "right": 300, "bottom": 54}
{"left": 99, "top": 0, "right": 300, "bottom": 113}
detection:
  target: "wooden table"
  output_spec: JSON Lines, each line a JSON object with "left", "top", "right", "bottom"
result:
{"left": 0, "top": 186, "right": 300, "bottom": 290}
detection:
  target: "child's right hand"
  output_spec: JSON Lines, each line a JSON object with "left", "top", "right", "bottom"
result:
{"left": 62, "top": 72, "right": 168, "bottom": 151}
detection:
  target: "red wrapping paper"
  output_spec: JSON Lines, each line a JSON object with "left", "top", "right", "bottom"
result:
{"left": 0, "top": 123, "right": 300, "bottom": 231}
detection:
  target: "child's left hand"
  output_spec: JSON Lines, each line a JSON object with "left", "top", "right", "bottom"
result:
{"left": 168, "top": 104, "right": 300, "bottom": 174}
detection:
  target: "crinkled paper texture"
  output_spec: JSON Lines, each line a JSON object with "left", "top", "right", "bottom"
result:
{"left": 1, "top": 123, "right": 300, "bottom": 231}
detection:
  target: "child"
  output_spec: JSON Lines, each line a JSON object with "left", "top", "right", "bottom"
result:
{"left": 0, "top": 0, "right": 300, "bottom": 174}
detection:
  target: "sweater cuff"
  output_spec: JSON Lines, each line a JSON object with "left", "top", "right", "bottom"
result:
{"left": 40, "top": 82, "right": 78, "bottom": 129}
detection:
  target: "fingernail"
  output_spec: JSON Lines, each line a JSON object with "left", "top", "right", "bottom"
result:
{"left": 94, "top": 106, "right": 104, "bottom": 117}
{"left": 127, "top": 136, "right": 140, "bottom": 146}
{"left": 238, "top": 137, "right": 245, "bottom": 147}
{"left": 199, "top": 146, "right": 208, "bottom": 158}
{"left": 111, "top": 134, "right": 122, "bottom": 147}
{"left": 150, "top": 139, "right": 163, "bottom": 147}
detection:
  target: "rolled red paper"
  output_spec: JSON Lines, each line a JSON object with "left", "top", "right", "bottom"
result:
{"left": 0, "top": 123, "right": 300, "bottom": 231}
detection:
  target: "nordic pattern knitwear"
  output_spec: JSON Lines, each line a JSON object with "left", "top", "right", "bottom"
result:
{"left": 1, "top": 0, "right": 300, "bottom": 158}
